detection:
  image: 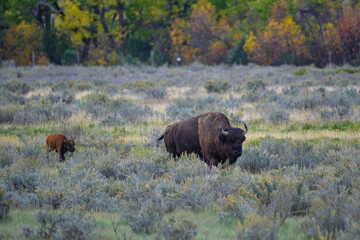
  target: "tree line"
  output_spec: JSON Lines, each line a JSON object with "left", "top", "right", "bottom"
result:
{"left": 0, "top": 0, "right": 360, "bottom": 67}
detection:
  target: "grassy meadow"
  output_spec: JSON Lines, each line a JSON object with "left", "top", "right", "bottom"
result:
{"left": 0, "top": 63, "right": 360, "bottom": 239}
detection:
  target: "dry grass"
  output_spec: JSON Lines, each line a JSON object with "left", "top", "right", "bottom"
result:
{"left": 247, "top": 131, "right": 360, "bottom": 141}
{"left": 0, "top": 135, "right": 21, "bottom": 145}
{"left": 75, "top": 90, "right": 94, "bottom": 99}
{"left": 25, "top": 87, "right": 51, "bottom": 98}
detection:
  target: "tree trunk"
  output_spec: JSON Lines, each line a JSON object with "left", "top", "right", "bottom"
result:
{"left": 29, "top": 4, "right": 44, "bottom": 29}
{"left": 100, "top": 7, "right": 115, "bottom": 49}
{"left": 117, "top": 0, "right": 125, "bottom": 51}
{"left": 82, "top": 38, "right": 91, "bottom": 62}
{"left": 45, "top": 6, "right": 51, "bottom": 30}
{"left": 168, "top": 0, "right": 173, "bottom": 24}
{"left": 351, "top": 0, "right": 358, "bottom": 9}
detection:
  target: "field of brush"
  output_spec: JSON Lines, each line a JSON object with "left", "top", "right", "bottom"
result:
{"left": 0, "top": 63, "right": 360, "bottom": 239}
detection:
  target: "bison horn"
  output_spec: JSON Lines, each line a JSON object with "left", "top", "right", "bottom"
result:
{"left": 241, "top": 121, "right": 248, "bottom": 135}
{"left": 219, "top": 123, "right": 229, "bottom": 136}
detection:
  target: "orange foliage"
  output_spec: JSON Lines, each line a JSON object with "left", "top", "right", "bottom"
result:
{"left": 202, "top": 41, "right": 228, "bottom": 65}
{"left": 243, "top": 32, "right": 264, "bottom": 64}
{"left": 271, "top": 0, "right": 288, "bottom": 21}
{"left": 186, "top": 0, "right": 230, "bottom": 64}
{"left": 2, "top": 22, "right": 47, "bottom": 66}
{"left": 338, "top": 6, "right": 360, "bottom": 62}
{"left": 323, "top": 23, "right": 342, "bottom": 55}
{"left": 170, "top": 18, "right": 197, "bottom": 64}
{"left": 244, "top": 16, "right": 310, "bottom": 65}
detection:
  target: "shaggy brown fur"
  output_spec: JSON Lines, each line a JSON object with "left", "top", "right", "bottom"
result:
{"left": 45, "top": 134, "right": 75, "bottom": 162}
{"left": 158, "top": 115, "right": 203, "bottom": 159}
{"left": 158, "top": 112, "right": 247, "bottom": 166}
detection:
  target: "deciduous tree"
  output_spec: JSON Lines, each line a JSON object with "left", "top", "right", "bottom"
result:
{"left": 244, "top": 16, "right": 310, "bottom": 65}
{"left": 338, "top": 6, "right": 360, "bottom": 63}
{"left": 2, "top": 22, "right": 47, "bottom": 65}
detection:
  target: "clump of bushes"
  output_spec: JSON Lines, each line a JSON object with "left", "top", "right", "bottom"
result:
{"left": 262, "top": 105, "right": 290, "bottom": 123}
{"left": 205, "top": 79, "right": 231, "bottom": 93}
{"left": 2, "top": 79, "right": 32, "bottom": 95}
{"left": 0, "top": 105, "right": 20, "bottom": 123}
{"left": 123, "top": 80, "right": 155, "bottom": 93}
{"left": 166, "top": 96, "right": 223, "bottom": 121}
{"left": 293, "top": 68, "right": 308, "bottom": 76}
{"left": 23, "top": 210, "right": 97, "bottom": 239}
{"left": 238, "top": 137, "right": 332, "bottom": 173}
{"left": 219, "top": 188, "right": 256, "bottom": 221}
{"left": 236, "top": 214, "right": 279, "bottom": 240}
{"left": 0, "top": 186, "right": 10, "bottom": 221}
{"left": 246, "top": 79, "right": 266, "bottom": 92}
{"left": 161, "top": 217, "right": 198, "bottom": 240}
{"left": 11, "top": 102, "right": 73, "bottom": 124}
{"left": 82, "top": 93, "right": 153, "bottom": 123}
{"left": 70, "top": 81, "right": 93, "bottom": 92}
{"left": 302, "top": 185, "right": 358, "bottom": 239}
{"left": 124, "top": 199, "right": 165, "bottom": 234}
{"left": 0, "top": 90, "right": 25, "bottom": 106}
{"left": 144, "top": 87, "right": 167, "bottom": 99}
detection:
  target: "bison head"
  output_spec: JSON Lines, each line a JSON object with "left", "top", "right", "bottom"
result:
{"left": 218, "top": 122, "right": 247, "bottom": 164}
{"left": 64, "top": 139, "right": 75, "bottom": 153}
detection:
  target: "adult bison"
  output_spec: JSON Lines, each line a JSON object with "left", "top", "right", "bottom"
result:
{"left": 158, "top": 112, "right": 247, "bottom": 166}
{"left": 45, "top": 134, "right": 75, "bottom": 162}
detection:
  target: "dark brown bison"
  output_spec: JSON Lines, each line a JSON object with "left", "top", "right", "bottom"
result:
{"left": 158, "top": 112, "right": 247, "bottom": 166}
{"left": 45, "top": 134, "right": 75, "bottom": 162}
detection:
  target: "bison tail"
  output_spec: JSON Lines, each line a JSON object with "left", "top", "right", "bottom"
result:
{"left": 156, "top": 134, "right": 164, "bottom": 147}
{"left": 157, "top": 134, "right": 164, "bottom": 141}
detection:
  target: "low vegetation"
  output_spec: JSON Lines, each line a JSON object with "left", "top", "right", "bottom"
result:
{"left": 0, "top": 64, "right": 360, "bottom": 239}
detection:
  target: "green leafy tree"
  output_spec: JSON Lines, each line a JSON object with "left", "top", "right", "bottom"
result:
{"left": 228, "top": 34, "right": 248, "bottom": 65}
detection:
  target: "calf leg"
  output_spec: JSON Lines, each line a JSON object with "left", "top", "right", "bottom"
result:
{"left": 59, "top": 152, "right": 65, "bottom": 162}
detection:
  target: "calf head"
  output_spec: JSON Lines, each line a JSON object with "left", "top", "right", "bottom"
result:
{"left": 63, "top": 139, "right": 75, "bottom": 153}
{"left": 219, "top": 122, "right": 247, "bottom": 164}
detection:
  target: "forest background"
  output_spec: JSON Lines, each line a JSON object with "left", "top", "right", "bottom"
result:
{"left": 1, "top": 0, "right": 360, "bottom": 68}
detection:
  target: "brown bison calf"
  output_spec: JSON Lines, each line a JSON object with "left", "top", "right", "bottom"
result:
{"left": 45, "top": 134, "right": 75, "bottom": 162}
{"left": 158, "top": 112, "right": 247, "bottom": 167}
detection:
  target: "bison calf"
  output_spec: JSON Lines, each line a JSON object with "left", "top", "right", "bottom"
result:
{"left": 158, "top": 112, "right": 247, "bottom": 166}
{"left": 45, "top": 134, "right": 75, "bottom": 162}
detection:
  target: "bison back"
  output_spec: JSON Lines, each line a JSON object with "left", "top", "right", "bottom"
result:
{"left": 45, "top": 134, "right": 67, "bottom": 152}
{"left": 164, "top": 115, "right": 202, "bottom": 158}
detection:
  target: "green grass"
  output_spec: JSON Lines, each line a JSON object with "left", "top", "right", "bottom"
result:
{"left": 283, "top": 120, "right": 360, "bottom": 132}
{"left": 293, "top": 68, "right": 308, "bottom": 76}
{"left": 1, "top": 208, "right": 38, "bottom": 239}
{"left": 168, "top": 209, "right": 238, "bottom": 239}
{"left": 278, "top": 218, "right": 308, "bottom": 240}
{"left": 334, "top": 68, "right": 360, "bottom": 74}
{"left": 0, "top": 126, "right": 54, "bottom": 136}
{"left": 0, "top": 208, "right": 307, "bottom": 239}
{"left": 2, "top": 65, "right": 360, "bottom": 240}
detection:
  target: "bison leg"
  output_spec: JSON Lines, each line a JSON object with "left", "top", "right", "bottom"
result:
{"left": 165, "top": 145, "right": 179, "bottom": 160}
{"left": 203, "top": 154, "right": 219, "bottom": 167}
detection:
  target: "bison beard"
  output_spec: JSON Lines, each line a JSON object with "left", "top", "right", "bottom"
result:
{"left": 158, "top": 112, "right": 247, "bottom": 166}
{"left": 45, "top": 134, "right": 75, "bottom": 162}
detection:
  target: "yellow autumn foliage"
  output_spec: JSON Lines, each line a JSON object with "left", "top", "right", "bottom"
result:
{"left": 244, "top": 16, "right": 310, "bottom": 65}
{"left": 2, "top": 22, "right": 47, "bottom": 66}
{"left": 323, "top": 23, "right": 342, "bottom": 54}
